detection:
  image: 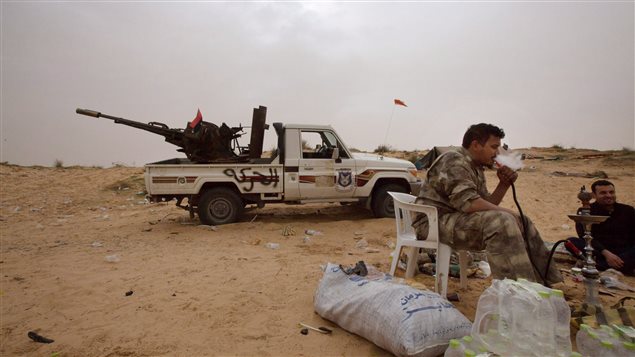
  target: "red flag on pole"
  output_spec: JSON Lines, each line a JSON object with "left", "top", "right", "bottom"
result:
{"left": 189, "top": 109, "right": 203, "bottom": 129}
{"left": 394, "top": 99, "right": 407, "bottom": 107}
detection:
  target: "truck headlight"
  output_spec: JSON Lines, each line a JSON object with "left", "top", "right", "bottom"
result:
{"left": 408, "top": 169, "right": 419, "bottom": 178}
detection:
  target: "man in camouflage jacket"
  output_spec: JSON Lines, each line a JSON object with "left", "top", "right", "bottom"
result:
{"left": 413, "top": 123, "right": 563, "bottom": 286}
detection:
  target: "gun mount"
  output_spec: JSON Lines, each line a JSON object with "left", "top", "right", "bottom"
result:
{"left": 76, "top": 106, "right": 268, "bottom": 164}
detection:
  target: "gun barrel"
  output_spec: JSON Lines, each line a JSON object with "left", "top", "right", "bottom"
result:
{"left": 76, "top": 108, "right": 101, "bottom": 118}
{"left": 76, "top": 108, "right": 131, "bottom": 122}
{"left": 76, "top": 108, "right": 182, "bottom": 140}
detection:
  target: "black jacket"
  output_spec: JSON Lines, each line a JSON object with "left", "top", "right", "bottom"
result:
{"left": 576, "top": 202, "right": 635, "bottom": 254}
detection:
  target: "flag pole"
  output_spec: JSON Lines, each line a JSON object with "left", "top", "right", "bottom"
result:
{"left": 380, "top": 105, "right": 397, "bottom": 158}
{"left": 381, "top": 99, "right": 407, "bottom": 158}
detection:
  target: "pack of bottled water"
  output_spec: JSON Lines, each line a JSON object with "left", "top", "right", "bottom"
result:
{"left": 454, "top": 278, "right": 573, "bottom": 357}
{"left": 576, "top": 323, "right": 635, "bottom": 356}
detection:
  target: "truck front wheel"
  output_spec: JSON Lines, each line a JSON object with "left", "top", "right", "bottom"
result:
{"left": 198, "top": 187, "right": 243, "bottom": 225}
{"left": 372, "top": 184, "right": 407, "bottom": 218}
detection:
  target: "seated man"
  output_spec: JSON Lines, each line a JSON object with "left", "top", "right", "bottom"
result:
{"left": 565, "top": 180, "right": 635, "bottom": 275}
{"left": 412, "top": 123, "right": 563, "bottom": 286}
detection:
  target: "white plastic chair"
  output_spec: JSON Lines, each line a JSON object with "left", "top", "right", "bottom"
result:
{"left": 388, "top": 192, "right": 468, "bottom": 298}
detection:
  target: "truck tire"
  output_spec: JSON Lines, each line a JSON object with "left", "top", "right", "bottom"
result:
{"left": 372, "top": 184, "right": 406, "bottom": 218}
{"left": 198, "top": 187, "right": 243, "bottom": 225}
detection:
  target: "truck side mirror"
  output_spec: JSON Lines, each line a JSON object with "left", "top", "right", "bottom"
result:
{"left": 332, "top": 147, "right": 341, "bottom": 163}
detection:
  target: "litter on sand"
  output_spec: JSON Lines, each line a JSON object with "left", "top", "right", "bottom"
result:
{"left": 299, "top": 322, "right": 332, "bottom": 334}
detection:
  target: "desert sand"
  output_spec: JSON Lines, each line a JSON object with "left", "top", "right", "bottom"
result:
{"left": 1, "top": 147, "right": 634, "bottom": 356}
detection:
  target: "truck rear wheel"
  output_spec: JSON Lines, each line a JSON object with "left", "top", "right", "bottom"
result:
{"left": 198, "top": 187, "right": 243, "bottom": 225}
{"left": 372, "top": 184, "right": 407, "bottom": 218}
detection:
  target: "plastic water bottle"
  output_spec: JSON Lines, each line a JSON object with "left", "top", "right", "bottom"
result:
{"left": 507, "top": 282, "right": 539, "bottom": 355}
{"left": 574, "top": 324, "right": 590, "bottom": 354}
{"left": 479, "top": 329, "right": 511, "bottom": 356}
{"left": 516, "top": 279, "right": 566, "bottom": 356}
{"left": 473, "top": 279, "right": 533, "bottom": 355}
{"left": 463, "top": 335, "right": 491, "bottom": 355}
{"left": 611, "top": 323, "right": 635, "bottom": 343}
{"left": 496, "top": 281, "right": 518, "bottom": 341}
{"left": 615, "top": 341, "right": 635, "bottom": 356}
{"left": 474, "top": 353, "right": 495, "bottom": 357}
{"left": 444, "top": 339, "right": 465, "bottom": 357}
{"left": 598, "top": 339, "right": 618, "bottom": 357}
{"left": 576, "top": 324, "right": 600, "bottom": 356}
{"left": 534, "top": 290, "right": 557, "bottom": 356}
{"left": 596, "top": 325, "right": 623, "bottom": 353}
{"left": 596, "top": 324, "right": 616, "bottom": 339}
{"left": 550, "top": 289, "right": 572, "bottom": 356}
{"left": 473, "top": 329, "right": 508, "bottom": 356}
{"left": 472, "top": 281, "right": 503, "bottom": 341}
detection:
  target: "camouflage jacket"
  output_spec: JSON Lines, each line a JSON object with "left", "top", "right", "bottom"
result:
{"left": 413, "top": 147, "right": 491, "bottom": 236}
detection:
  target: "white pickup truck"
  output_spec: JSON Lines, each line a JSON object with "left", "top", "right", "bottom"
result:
{"left": 145, "top": 121, "right": 422, "bottom": 225}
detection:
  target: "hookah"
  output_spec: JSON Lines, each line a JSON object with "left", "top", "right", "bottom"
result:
{"left": 567, "top": 186, "right": 609, "bottom": 307}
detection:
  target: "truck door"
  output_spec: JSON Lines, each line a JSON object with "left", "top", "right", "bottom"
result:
{"left": 298, "top": 130, "right": 356, "bottom": 199}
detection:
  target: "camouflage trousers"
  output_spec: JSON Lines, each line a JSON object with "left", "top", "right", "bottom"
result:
{"left": 416, "top": 210, "right": 563, "bottom": 285}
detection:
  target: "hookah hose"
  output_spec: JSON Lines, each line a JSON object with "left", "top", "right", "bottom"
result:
{"left": 512, "top": 182, "right": 582, "bottom": 288}
{"left": 544, "top": 239, "right": 570, "bottom": 286}
{"left": 510, "top": 182, "right": 550, "bottom": 286}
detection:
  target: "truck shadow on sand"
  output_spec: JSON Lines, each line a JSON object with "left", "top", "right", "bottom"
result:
{"left": 240, "top": 202, "right": 377, "bottom": 224}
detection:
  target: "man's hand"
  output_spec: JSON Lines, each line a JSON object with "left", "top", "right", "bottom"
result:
{"left": 496, "top": 165, "right": 518, "bottom": 186}
{"left": 602, "top": 249, "right": 624, "bottom": 269}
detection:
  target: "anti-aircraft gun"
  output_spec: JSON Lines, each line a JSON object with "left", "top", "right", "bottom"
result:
{"left": 76, "top": 106, "right": 268, "bottom": 163}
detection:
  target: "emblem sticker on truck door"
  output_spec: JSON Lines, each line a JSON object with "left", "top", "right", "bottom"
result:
{"left": 335, "top": 169, "right": 355, "bottom": 192}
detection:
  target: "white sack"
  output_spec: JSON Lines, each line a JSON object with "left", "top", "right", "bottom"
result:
{"left": 314, "top": 263, "right": 472, "bottom": 357}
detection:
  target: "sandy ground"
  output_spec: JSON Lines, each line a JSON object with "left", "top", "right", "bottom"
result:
{"left": 1, "top": 147, "right": 634, "bottom": 356}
